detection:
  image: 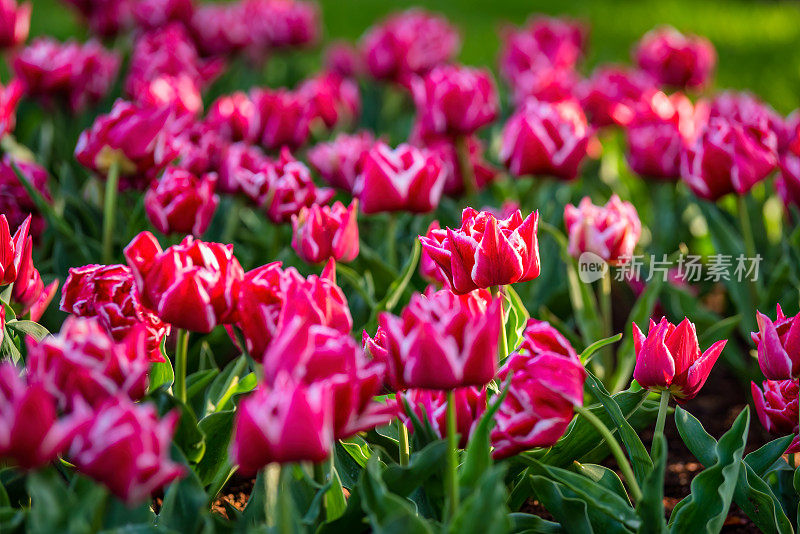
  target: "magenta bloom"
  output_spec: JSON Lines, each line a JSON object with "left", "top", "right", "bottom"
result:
{"left": 188, "top": 3, "right": 249, "bottom": 57}
{"left": 243, "top": 0, "right": 320, "bottom": 52}
{"left": 292, "top": 200, "right": 359, "bottom": 264}
{"left": 751, "top": 380, "right": 799, "bottom": 454}
{"left": 500, "top": 97, "right": 589, "bottom": 180}
{"left": 252, "top": 87, "right": 312, "bottom": 151}
{"left": 324, "top": 41, "right": 363, "bottom": 78}
{"left": 307, "top": 131, "right": 374, "bottom": 193}
{"left": 172, "top": 121, "right": 228, "bottom": 179}
{"left": 377, "top": 287, "right": 501, "bottom": 390}
{"left": 205, "top": 92, "right": 261, "bottom": 143}
{"left": 124, "top": 231, "right": 244, "bottom": 333}
{"left": 355, "top": 142, "right": 446, "bottom": 214}
{"left": 578, "top": 66, "right": 657, "bottom": 127}
{"left": 0, "top": 362, "right": 85, "bottom": 470}
{"left": 751, "top": 305, "right": 800, "bottom": 380}
{"left": 10, "top": 234, "right": 58, "bottom": 322}
{"left": 564, "top": 194, "right": 642, "bottom": 264}
{"left": 218, "top": 142, "right": 269, "bottom": 195}
{"left": 634, "top": 26, "right": 716, "bottom": 89}
{"left": 633, "top": 317, "right": 726, "bottom": 401}
{"left": 0, "top": 79, "right": 22, "bottom": 137}
{"left": 0, "top": 0, "right": 30, "bottom": 49}
{"left": 298, "top": 72, "right": 360, "bottom": 131}
{"left": 75, "top": 100, "right": 180, "bottom": 190}
{"left": 61, "top": 263, "right": 170, "bottom": 362}
{"left": 132, "top": 0, "right": 194, "bottom": 30}
{"left": 145, "top": 167, "right": 219, "bottom": 237}
{"left": 491, "top": 323, "right": 585, "bottom": 459}
{"left": 130, "top": 73, "right": 203, "bottom": 117}
{"left": 62, "top": 0, "right": 134, "bottom": 37}
{"left": 360, "top": 9, "right": 460, "bottom": 83}
{"left": 399, "top": 387, "right": 486, "bottom": 448}
{"left": 420, "top": 207, "right": 540, "bottom": 294}
{"left": 26, "top": 317, "right": 149, "bottom": 410}
{"left": 412, "top": 64, "right": 498, "bottom": 136}
{"left": 418, "top": 221, "right": 449, "bottom": 288}
{"left": 68, "top": 397, "right": 184, "bottom": 504}
{"left": 0, "top": 213, "right": 30, "bottom": 286}
{"left": 14, "top": 38, "right": 120, "bottom": 112}
{"left": 231, "top": 374, "right": 333, "bottom": 475}
{"left": 412, "top": 134, "right": 498, "bottom": 196}
{"left": 0, "top": 155, "right": 50, "bottom": 240}
{"left": 778, "top": 151, "right": 800, "bottom": 210}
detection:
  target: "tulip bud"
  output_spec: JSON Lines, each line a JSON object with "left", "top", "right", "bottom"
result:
{"left": 355, "top": 142, "right": 446, "bottom": 214}
{"left": 230, "top": 374, "right": 333, "bottom": 475}
{"left": 144, "top": 167, "right": 219, "bottom": 237}
{"left": 68, "top": 397, "right": 184, "bottom": 504}
{"left": 218, "top": 141, "right": 269, "bottom": 195}
{"left": 634, "top": 27, "right": 716, "bottom": 89}
{"left": 291, "top": 200, "right": 359, "bottom": 264}
{"left": 564, "top": 194, "right": 642, "bottom": 264}
{"left": 578, "top": 66, "right": 657, "bottom": 128}
{"left": 173, "top": 121, "right": 229, "bottom": 179}
{"left": 251, "top": 88, "right": 312, "bottom": 151}
{"left": 516, "top": 318, "right": 578, "bottom": 359}
{"left": 412, "top": 64, "right": 498, "bottom": 136}
{"left": 0, "top": 78, "right": 22, "bottom": 137}
{"left": 298, "top": 72, "right": 360, "bottom": 131}
{"left": 751, "top": 306, "right": 800, "bottom": 380}
{"left": 500, "top": 97, "right": 589, "bottom": 180}
{"left": 399, "top": 387, "right": 485, "bottom": 448}
{"left": 0, "top": 0, "right": 30, "bottom": 50}
{"left": 420, "top": 207, "right": 540, "bottom": 294}
{"left": 751, "top": 380, "right": 799, "bottom": 453}
{"left": 378, "top": 287, "right": 500, "bottom": 390}
{"left": 308, "top": 131, "right": 374, "bottom": 193}
{"left": 11, "top": 234, "right": 58, "bottom": 321}
{"left": 124, "top": 231, "right": 244, "bottom": 333}
{"left": 418, "top": 221, "right": 450, "bottom": 288}
{"left": 205, "top": 92, "right": 261, "bottom": 143}
{"left": 632, "top": 317, "right": 726, "bottom": 401}
{"left": 0, "top": 213, "right": 30, "bottom": 285}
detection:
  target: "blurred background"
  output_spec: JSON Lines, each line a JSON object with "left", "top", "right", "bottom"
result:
{"left": 34, "top": 0, "right": 800, "bottom": 112}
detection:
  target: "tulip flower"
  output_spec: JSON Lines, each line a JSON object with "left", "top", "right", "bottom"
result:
{"left": 778, "top": 151, "right": 800, "bottom": 210}
{"left": 205, "top": 92, "right": 261, "bottom": 143}
{"left": 172, "top": 121, "right": 228, "bottom": 179}
{"left": 230, "top": 374, "right": 333, "bottom": 475}
{"left": 632, "top": 317, "right": 726, "bottom": 401}
{"left": 399, "top": 387, "right": 485, "bottom": 448}
{"left": 751, "top": 305, "right": 800, "bottom": 380}
{"left": 61, "top": 263, "right": 170, "bottom": 362}
{"left": 68, "top": 397, "right": 184, "bottom": 504}
{"left": 0, "top": 79, "right": 22, "bottom": 137}
{"left": 75, "top": 100, "right": 180, "bottom": 190}
{"left": 0, "top": 0, "right": 30, "bottom": 50}
{"left": 132, "top": 0, "right": 193, "bottom": 30}
{"left": 517, "top": 319, "right": 578, "bottom": 359}
{"left": 291, "top": 200, "right": 359, "bottom": 264}
{"left": 578, "top": 66, "right": 657, "bottom": 128}
{"left": 0, "top": 363, "right": 85, "bottom": 470}
{"left": 377, "top": 287, "right": 501, "bottom": 390}
{"left": 0, "top": 213, "right": 30, "bottom": 285}
{"left": 251, "top": 87, "right": 312, "bottom": 150}
{"left": 61, "top": 0, "right": 134, "bottom": 37}
{"left": 411, "top": 65, "right": 499, "bottom": 136}
{"left": 188, "top": 3, "right": 249, "bottom": 57}
{"left": 11, "top": 236, "right": 58, "bottom": 321}
{"left": 418, "top": 221, "right": 450, "bottom": 288}
{"left": 0, "top": 155, "right": 51, "bottom": 240}
{"left": 500, "top": 97, "right": 589, "bottom": 180}
{"left": 419, "top": 207, "right": 540, "bottom": 294}
{"left": 129, "top": 73, "right": 203, "bottom": 117}
{"left": 218, "top": 141, "right": 269, "bottom": 195}
{"left": 751, "top": 380, "right": 799, "bottom": 453}
{"left": 710, "top": 91, "right": 785, "bottom": 143}
{"left": 244, "top": 0, "right": 320, "bottom": 52}
{"left": 491, "top": 349, "right": 585, "bottom": 459}
{"left": 144, "top": 167, "right": 219, "bottom": 237}
{"left": 298, "top": 72, "right": 360, "bottom": 131}
{"left": 413, "top": 134, "right": 498, "bottom": 196}
{"left": 124, "top": 231, "right": 244, "bottom": 333}
{"left": 634, "top": 26, "right": 716, "bottom": 89}
{"left": 27, "top": 317, "right": 149, "bottom": 410}
{"left": 356, "top": 142, "right": 446, "bottom": 214}
{"left": 307, "top": 131, "right": 374, "bottom": 193}
{"left": 564, "top": 195, "right": 642, "bottom": 264}
{"left": 360, "top": 9, "right": 460, "bottom": 83}
{"left": 324, "top": 41, "right": 363, "bottom": 78}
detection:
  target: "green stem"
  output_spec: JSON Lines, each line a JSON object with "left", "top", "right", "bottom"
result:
{"left": 738, "top": 195, "right": 760, "bottom": 306}
{"left": 386, "top": 213, "right": 398, "bottom": 268}
{"left": 493, "top": 286, "right": 509, "bottom": 360}
{"left": 264, "top": 463, "right": 281, "bottom": 527}
{"left": 101, "top": 159, "right": 120, "bottom": 264}
{"left": 573, "top": 404, "right": 642, "bottom": 503}
{"left": 397, "top": 418, "right": 410, "bottom": 466}
{"left": 313, "top": 460, "right": 327, "bottom": 519}
{"left": 598, "top": 269, "right": 613, "bottom": 379}
{"left": 445, "top": 390, "right": 459, "bottom": 518}
{"left": 174, "top": 329, "right": 189, "bottom": 403}
{"left": 455, "top": 135, "right": 477, "bottom": 199}
{"left": 652, "top": 392, "right": 670, "bottom": 456}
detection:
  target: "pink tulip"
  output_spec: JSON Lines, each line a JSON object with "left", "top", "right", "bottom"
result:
{"left": 778, "top": 151, "right": 800, "bottom": 210}
{"left": 516, "top": 319, "right": 578, "bottom": 359}
{"left": 578, "top": 66, "right": 657, "bottom": 127}
{"left": 243, "top": 0, "right": 319, "bottom": 52}
{"left": 0, "top": 0, "right": 30, "bottom": 49}
{"left": 0, "top": 362, "right": 85, "bottom": 470}
{"left": 377, "top": 287, "right": 501, "bottom": 390}
{"left": 75, "top": 100, "right": 180, "bottom": 190}
{"left": 634, "top": 26, "right": 716, "bottom": 89}
{"left": 68, "top": 397, "right": 184, "bottom": 504}
{"left": 324, "top": 41, "right": 363, "bottom": 78}
{"left": 132, "top": 0, "right": 194, "bottom": 30}
{"left": 298, "top": 72, "right": 360, "bottom": 131}
{"left": 752, "top": 305, "right": 800, "bottom": 380}
{"left": 633, "top": 317, "right": 726, "bottom": 401}
{"left": 564, "top": 194, "right": 642, "bottom": 264}
{"left": 61, "top": 263, "right": 170, "bottom": 362}
{"left": 11, "top": 235, "right": 58, "bottom": 321}
{"left": 292, "top": 200, "right": 359, "bottom": 264}
{"left": 130, "top": 73, "right": 203, "bottom": 117}
{"left": 0, "top": 79, "right": 22, "bottom": 137}
{"left": 205, "top": 92, "right": 261, "bottom": 143}
{"left": 173, "top": 121, "right": 229, "bottom": 179}
{"left": 751, "top": 380, "right": 799, "bottom": 454}
{"left": 0, "top": 213, "right": 30, "bottom": 285}
{"left": 231, "top": 374, "right": 333, "bottom": 475}
{"left": 500, "top": 97, "right": 590, "bottom": 180}
{"left": 124, "top": 231, "right": 244, "bottom": 333}
{"left": 251, "top": 87, "right": 312, "bottom": 151}
{"left": 144, "top": 167, "right": 219, "bottom": 237}
{"left": 411, "top": 64, "right": 498, "bottom": 136}
{"left": 61, "top": 0, "right": 134, "bottom": 37}
{"left": 0, "top": 155, "right": 51, "bottom": 240}
{"left": 188, "top": 3, "right": 250, "bottom": 57}
{"left": 411, "top": 134, "right": 498, "bottom": 196}
{"left": 27, "top": 317, "right": 149, "bottom": 410}
{"left": 307, "top": 131, "right": 374, "bottom": 193}
{"left": 355, "top": 142, "right": 446, "bottom": 214}
{"left": 491, "top": 347, "right": 585, "bottom": 459}
{"left": 419, "top": 207, "right": 540, "bottom": 294}
{"left": 218, "top": 141, "right": 269, "bottom": 195}
{"left": 418, "top": 221, "right": 450, "bottom": 288}
{"left": 399, "top": 387, "right": 485, "bottom": 448}
{"left": 360, "top": 9, "right": 460, "bottom": 83}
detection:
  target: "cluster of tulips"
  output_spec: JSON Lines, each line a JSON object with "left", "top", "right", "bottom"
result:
{"left": 0, "top": 0, "right": 799, "bottom": 532}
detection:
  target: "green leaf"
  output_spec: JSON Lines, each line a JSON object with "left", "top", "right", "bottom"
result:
{"left": 383, "top": 440, "right": 447, "bottom": 497}
{"left": 508, "top": 512, "right": 564, "bottom": 533}
{"left": 158, "top": 451, "right": 209, "bottom": 533}
{"left": 571, "top": 463, "right": 629, "bottom": 503}
{"left": 6, "top": 320, "right": 49, "bottom": 341}
{"left": 377, "top": 239, "right": 421, "bottom": 313}
{"left": 529, "top": 476, "right": 594, "bottom": 534}
{"left": 0, "top": 325, "right": 21, "bottom": 364}
{"left": 503, "top": 285, "right": 530, "bottom": 353}
{"left": 745, "top": 436, "right": 794, "bottom": 477}
{"left": 636, "top": 433, "right": 667, "bottom": 533}
{"left": 149, "top": 390, "right": 206, "bottom": 464}
{"left": 204, "top": 355, "right": 249, "bottom": 416}
{"left": 580, "top": 333, "right": 622, "bottom": 366}
{"left": 449, "top": 466, "right": 511, "bottom": 534}
{"left": 195, "top": 411, "right": 235, "bottom": 486}
{"left": 148, "top": 357, "right": 174, "bottom": 393}
{"left": 669, "top": 406, "right": 749, "bottom": 533}
{"left": 459, "top": 379, "right": 510, "bottom": 490}
{"left": 360, "top": 457, "right": 433, "bottom": 534}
